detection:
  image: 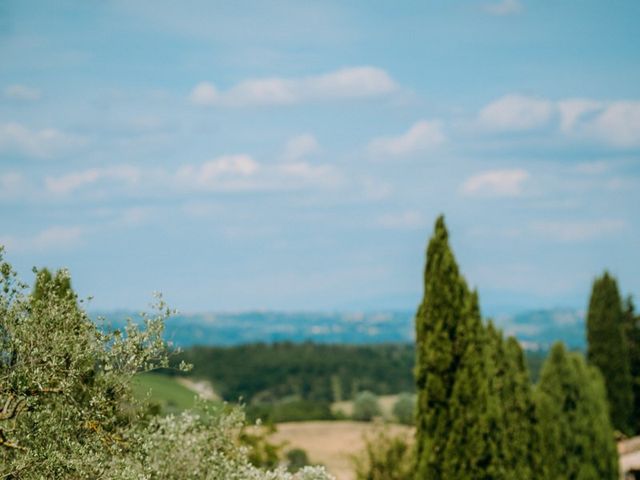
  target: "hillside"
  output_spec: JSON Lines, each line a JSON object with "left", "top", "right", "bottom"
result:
{"left": 94, "top": 308, "right": 586, "bottom": 350}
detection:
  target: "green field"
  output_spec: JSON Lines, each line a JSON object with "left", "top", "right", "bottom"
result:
{"left": 133, "top": 373, "right": 200, "bottom": 414}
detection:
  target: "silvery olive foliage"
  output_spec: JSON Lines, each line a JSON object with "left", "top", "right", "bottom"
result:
{"left": 0, "top": 250, "right": 333, "bottom": 480}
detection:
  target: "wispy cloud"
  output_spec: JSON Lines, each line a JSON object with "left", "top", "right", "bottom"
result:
{"left": 4, "top": 84, "right": 42, "bottom": 101}
{"left": 479, "top": 95, "right": 640, "bottom": 148}
{"left": 376, "top": 210, "right": 427, "bottom": 230}
{"left": 283, "top": 134, "right": 320, "bottom": 162}
{"left": 0, "top": 226, "right": 85, "bottom": 253}
{"left": 189, "top": 66, "right": 398, "bottom": 107}
{"left": 45, "top": 152, "right": 343, "bottom": 198}
{"left": 460, "top": 169, "right": 530, "bottom": 197}
{"left": 484, "top": 0, "right": 523, "bottom": 16}
{"left": 0, "top": 122, "right": 85, "bottom": 159}
{"left": 478, "top": 95, "right": 553, "bottom": 131}
{"left": 589, "top": 101, "right": 640, "bottom": 148}
{"left": 46, "top": 165, "right": 141, "bottom": 195}
{"left": 556, "top": 99, "right": 603, "bottom": 132}
{"left": 176, "top": 155, "right": 260, "bottom": 190}
{"left": 367, "top": 120, "right": 445, "bottom": 157}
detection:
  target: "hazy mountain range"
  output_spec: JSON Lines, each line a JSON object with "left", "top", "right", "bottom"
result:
{"left": 92, "top": 308, "right": 585, "bottom": 351}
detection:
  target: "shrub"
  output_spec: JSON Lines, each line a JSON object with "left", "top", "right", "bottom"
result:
{"left": 352, "top": 391, "right": 381, "bottom": 422}
{"left": 287, "top": 448, "right": 311, "bottom": 473}
{"left": 352, "top": 427, "right": 413, "bottom": 480}
{"left": 392, "top": 393, "right": 415, "bottom": 425}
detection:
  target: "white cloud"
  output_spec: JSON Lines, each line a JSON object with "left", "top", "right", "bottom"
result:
{"left": 460, "top": 169, "right": 530, "bottom": 197}
{"left": 376, "top": 211, "right": 427, "bottom": 230}
{"left": 176, "top": 155, "right": 260, "bottom": 190}
{"left": 0, "top": 122, "right": 85, "bottom": 159}
{"left": 46, "top": 165, "right": 141, "bottom": 195}
{"left": 283, "top": 134, "right": 320, "bottom": 162}
{"left": 4, "top": 84, "right": 42, "bottom": 101}
{"left": 557, "top": 98, "right": 603, "bottom": 132}
{"left": 529, "top": 219, "right": 627, "bottom": 242}
{"left": 0, "top": 226, "right": 85, "bottom": 253}
{"left": 589, "top": 101, "right": 640, "bottom": 148}
{"left": 176, "top": 155, "right": 342, "bottom": 192}
{"left": 479, "top": 95, "right": 640, "bottom": 148}
{"left": 188, "top": 82, "right": 219, "bottom": 106}
{"left": 479, "top": 95, "right": 554, "bottom": 131}
{"left": 484, "top": 0, "right": 523, "bottom": 15}
{"left": 367, "top": 120, "right": 445, "bottom": 157}
{"left": 189, "top": 66, "right": 398, "bottom": 107}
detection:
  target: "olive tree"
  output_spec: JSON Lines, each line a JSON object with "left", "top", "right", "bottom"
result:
{"left": 0, "top": 251, "right": 332, "bottom": 480}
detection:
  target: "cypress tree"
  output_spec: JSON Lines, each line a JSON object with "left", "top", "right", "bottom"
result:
{"left": 622, "top": 296, "right": 640, "bottom": 433}
{"left": 535, "top": 342, "right": 618, "bottom": 480}
{"left": 414, "top": 216, "right": 495, "bottom": 479}
{"left": 586, "top": 272, "right": 633, "bottom": 433}
{"left": 414, "top": 215, "right": 468, "bottom": 478}
{"left": 440, "top": 291, "right": 496, "bottom": 479}
{"left": 486, "top": 324, "right": 537, "bottom": 479}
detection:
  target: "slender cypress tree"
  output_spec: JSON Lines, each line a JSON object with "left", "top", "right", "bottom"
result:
{"left": 535, "top": 342, "right": 618, "bottom": 480}
{"left": 414, "top": 216, "right": 496, "bottom": 479}
{"left": 586, "top": 272, "right": 633, "bottom": 433}
{"left": 622, "top": 296, "right": 640, "bottom": 434}
{"left": 414, "top": 216, "right": 468, "bottom": 478}
{"left": 440, "top": 291, "right": 498, "bottom": 479}
{"left": 485, "top": 325, "right": 537, "bottom": 479}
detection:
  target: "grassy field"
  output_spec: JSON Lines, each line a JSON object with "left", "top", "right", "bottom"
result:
{"left": 269, "top": 421, "right": 413, "bottom": 480}
{"left": 133, "top": 373, "right": 201, "bottom": 414}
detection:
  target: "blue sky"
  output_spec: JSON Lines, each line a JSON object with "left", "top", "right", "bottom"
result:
{"left": 1, "top": 0, "right": 639, "bottom": 315}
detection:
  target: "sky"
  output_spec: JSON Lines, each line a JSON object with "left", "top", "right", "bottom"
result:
{"left": 0, "top": 0, "right": 639, "bottom": 315}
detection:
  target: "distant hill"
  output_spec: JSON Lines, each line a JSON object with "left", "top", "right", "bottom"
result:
{"left": 92, "top": 307, "right": 585, "bottom": 350}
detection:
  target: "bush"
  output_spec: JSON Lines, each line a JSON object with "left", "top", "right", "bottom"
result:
{"left": 352, "top": 427, "right": 414, "bottom": 480}
{"left": 392, "top": 393, "right": 415, "bottom": 425}
{"left": 287, "top": 448, "right": 311, "bottom": 473}
{"left": 352, "top": 391, "right": 381, "bottom": 422}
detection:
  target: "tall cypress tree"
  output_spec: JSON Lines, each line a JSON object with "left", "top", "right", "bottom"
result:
{"left": 414, "top": 215, "right": 468, "bottom": 478}
{"left": 485, "top": 324, "right": 537, "bottom": 479}
{"left": 622, "top": 296, "right": 640, "bottom": 434}
{"left": 586, "top": 272, "right": 633, "bottom": 433}
{"left": 535, "top": 342, "right": 618, "bottom": 480}
{"left": 440, "top": 291, "right": 495, "bottom": 479}
{"left": 414, "top": 216, "right": 496, "bottom": 479}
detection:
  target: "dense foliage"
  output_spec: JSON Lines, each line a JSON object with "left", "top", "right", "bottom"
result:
{"left": 586, "top": 272, "right": 634, "bottom": 434}
{"left": 623, "top": 297, "right": 640, "bottom": 433}
{"left": 391, "top": 393, "right": 415, "bottom": 426}
{"left": 175, "top": 342, "right": 415, "bottom": 403}
{"left": 353, "top": 428, "right": 413, "bottom": 480}
{"left": 413, "top": 217, "right": 619, "bottom": 480}
{"left": 352, "top": 391, "right": 381, "bottom": 422}
{"left": 535, "top": 342, "right": 618, "bottom": 479}
{"left": 0, "top": 252, "right": 333, "bottom": 480}
{"left": 414, "top": 216, "right": 499, "bottom": 478}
